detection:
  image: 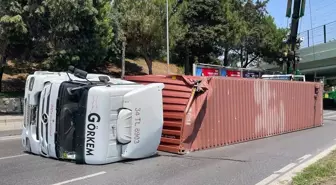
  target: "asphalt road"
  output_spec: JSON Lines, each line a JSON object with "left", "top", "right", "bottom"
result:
{"left": 0, "top": 130, "right": 21, "bottom": 137}
{"left": 1, "top": 111, "right": 336, "bottom": 185}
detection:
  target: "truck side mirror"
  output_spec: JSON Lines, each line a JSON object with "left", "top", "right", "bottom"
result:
{"left": 73, "top": 68, "right": 88, "bottom": 79}
{"left": 99, "top": 76, "right": 110, "bottom": 83}
{"left": 68, "top": 66, "right": 75, "bottom": 73}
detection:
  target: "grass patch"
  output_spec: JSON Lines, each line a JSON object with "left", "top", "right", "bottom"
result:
{"left": 292, "top": 149, "right": 336, "bottom": 185}
{"left": 0, "top": 92, "right": 24, "bottom": 98}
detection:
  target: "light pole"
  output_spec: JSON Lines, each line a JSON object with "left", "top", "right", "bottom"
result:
{"left": 166, "top": 0, "right": 170, "bottom": 74}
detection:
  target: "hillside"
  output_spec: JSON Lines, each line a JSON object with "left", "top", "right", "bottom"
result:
{"left": 3, "top": 58, "right": 183, "bottom": 80}
{"left": 98, "top": 58, "right": 184, "bottom": 77}
{"left": 1, "top": 59, "right": 184, "bottom": 93}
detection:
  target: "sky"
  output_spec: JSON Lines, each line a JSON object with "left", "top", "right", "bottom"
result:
{"left": 267, "top": 0, "right": 336, "bottom": 47}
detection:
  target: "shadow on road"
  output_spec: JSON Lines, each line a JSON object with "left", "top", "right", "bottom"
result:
{"left": 159, "top": 153, "right": 248, "bottom": 163}
{"left": 116, "top": 152, "right": 249, "bottom": 166}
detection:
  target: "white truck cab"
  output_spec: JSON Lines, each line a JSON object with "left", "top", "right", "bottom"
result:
{"left": 22, "top": 67, "right": 164, "bottom": 164}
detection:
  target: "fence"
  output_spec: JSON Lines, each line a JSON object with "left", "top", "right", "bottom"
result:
{"left": 125, "top": 75, "right": 323, "bottom": 154}
{"left": 299, "top": 21, "right": 336, "bottom": 48}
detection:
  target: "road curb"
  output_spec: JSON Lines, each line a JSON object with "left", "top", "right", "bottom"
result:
{"left": 0, "top": 116, "right": 23, "bottom": 131}
{"left": 270, "top": 143, "right": 336, "bottom": 185}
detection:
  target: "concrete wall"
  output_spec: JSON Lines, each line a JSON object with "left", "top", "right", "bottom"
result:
{"left": 0, "top": 97, "right": 23, "bottom": 131}
{"left": 0, "top": 98, "right": 23, "bottom": 114}
{"left": 300, "top": 40, "right": 336, "bottom": 64}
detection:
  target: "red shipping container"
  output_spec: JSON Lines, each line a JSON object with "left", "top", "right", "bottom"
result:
{"left": 124, "top": 75, "right": 323, "bottom": 154}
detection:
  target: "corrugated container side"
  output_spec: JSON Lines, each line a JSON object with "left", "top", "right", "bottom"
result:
{"left": 185, "top": 77, "right": 323, "bottom": 152}
{"left": 124, "top": 75, "right": 198, "bottom": 153}
{"left": 125, "top": 75, "right": 323, "bottom": 154}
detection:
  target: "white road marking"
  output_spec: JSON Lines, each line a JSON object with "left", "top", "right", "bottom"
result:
{"left": 323, "top": 112, "right": 336, "bottom": 116}
{"left": 274, "top": 163, "right": 297, "bottom": 174}
{"left": 255, "top": 174, "right": 279, "bottom": 185}
{"left": 269, "top": 143, "right": 336, "bottom": 185}
{"left": 0, "top": 135, "right": 21, "bottom": 141}
{"left": 51, "top": 171, "right": 107, "bottom": 185}
{"left": 324, "top": 114, "right": 336, "bottom": 119}
{"left": 0, "top": 154, "right": 28, "bottom": 160}
{"left": 297, "top": 154, "right": 312, "bottom": 163}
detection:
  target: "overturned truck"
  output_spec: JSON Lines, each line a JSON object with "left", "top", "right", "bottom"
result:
{"left": 21, "top": 67, "right": 164, "bottom": 164}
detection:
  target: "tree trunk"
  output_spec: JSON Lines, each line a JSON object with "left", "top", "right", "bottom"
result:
{"left": 184, "top": 48, "right": 190, "bottom": 75}
{"left": 121, "top": 41, "right": 126, "bottom": 79}
{"left": 85, "top": 63, "right": 97, "bottom": 73}
{"left": 240, "top": 47, "right": 244, "bottom": 67}
{"left": 0, "top": 66, "right": 4, "bottom": 93}
{"left": 244, "top": 51, "right": 249, "bottom": 68}
{"left": 243, "top": 61, "right": 250, "bottom": 68}
{"left": 0, "top": 55, "right": 7, "bottom": 93}
{"left": 144, "top": 56, "right": 153, "bottom": 75}
{"left": 243, "top": 56, "right": 258, "bottom": 68}
{"left": 223, "top": 46, "right": 229, "bottom": 66}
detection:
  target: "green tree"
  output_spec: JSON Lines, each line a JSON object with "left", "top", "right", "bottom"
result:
{"left": 181, "top": 0, "right": 228, "bottom": 63}
{"left": 0, "top": 0, "right": 29, "bottom": 91}
{"left": 113, "top": 0, "right": 186, "bottom": 74}
{"left": 175, "top": 0, "right": 245, "bottom": 73}
{"left": 114, "top": 0, "right": 167, "bottom": 74}
{"left": 168, "top": 0, "right": 188, "bottom": 64}
{"left": 231, "top": 0, "right": 287, "bottom": 68}
{"left": 0, "top": 0, "right": 115, "bottom": 89}
{"left": 43, "top": 0, "right": 114, "bottom": 71}
{"left": 219, "top": 0, "right": 246, "bottom": 66}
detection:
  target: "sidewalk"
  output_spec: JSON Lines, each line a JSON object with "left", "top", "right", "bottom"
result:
{"left": 0, "top": 115, "right": 23, "bottom": 131}
{"left": 291, "top": 148, "right": 336, "bottom": 185}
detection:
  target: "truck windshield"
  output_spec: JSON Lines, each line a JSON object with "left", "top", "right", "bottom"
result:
{"left": 55, "top": 81, "right": 89, "bottom": 160}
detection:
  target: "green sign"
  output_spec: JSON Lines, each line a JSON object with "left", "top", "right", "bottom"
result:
{"left": 286, "top": 0, "right": 293, "bottom": 17}
{"left": 300, "top": 0, "right": 306, "bottom": 17}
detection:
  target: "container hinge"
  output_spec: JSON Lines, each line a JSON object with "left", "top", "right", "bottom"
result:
{"left": 193, "top": 80, "right": 204, "bottom": 92}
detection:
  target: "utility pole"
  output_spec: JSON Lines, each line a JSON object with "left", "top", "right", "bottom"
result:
{"left": 166, "top": 0, "right": 183, "bottom": 74}
{"left": 285, "top": 0, "right": 306, "bottom": 74}
{"left": 121, "top": 41, "right": 126, "bottom": 79}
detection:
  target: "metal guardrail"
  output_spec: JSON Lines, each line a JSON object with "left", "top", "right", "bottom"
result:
{"left": 299, "top": 21, "right": 336, "bottom": 49}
